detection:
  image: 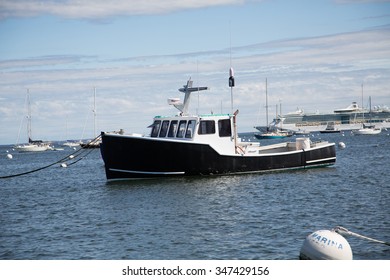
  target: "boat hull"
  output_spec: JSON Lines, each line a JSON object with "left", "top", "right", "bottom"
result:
{"left": 353, "top": 128, "right": 381, "bottom": 135}
{"left": 100, "top": 133, "right": 336, "bottom": 180}
{"left": 14, "top": 144, "right": 49, "bottom": 152}
{"left": 254, "top": 134, "right": 287, "bottom": 139}
{"left": 319, "top": 130, "right": 340, "bottom": 134}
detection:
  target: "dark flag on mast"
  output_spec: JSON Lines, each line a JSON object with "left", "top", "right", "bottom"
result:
{"left": 229, "top": 67, "right": 235, "bottom": 87}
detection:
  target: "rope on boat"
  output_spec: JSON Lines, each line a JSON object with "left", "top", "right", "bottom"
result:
{"left": 333, "top": 226, "right": 390, "bottom": 246}
{"left": 0, "top": 135, "right": 101, "bottom": 179}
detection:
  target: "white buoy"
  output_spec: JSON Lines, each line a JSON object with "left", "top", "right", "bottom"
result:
{"left": 7, "top": 153, "right": 13, "bottom": 159}
{"left": 61, "top": 163, "right": 67, "bottom": 168}
{"left": 69, "top": 155, "right": 75, "bottom": 159}
{"left": 338, "top": 142, "right": 346, "bottom": 149}
{"left": 300, "top": 229, "right": 353, "bottom": 260}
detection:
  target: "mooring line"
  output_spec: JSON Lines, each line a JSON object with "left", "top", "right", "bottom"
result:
{"left": 64, "top": 147, "right": 98, "bottom": 167}
{"left": 1, "top": 135, "right": 101, "bottom": 179}
{"left": 334, "top": 226, "right": 390, "bottom": 246}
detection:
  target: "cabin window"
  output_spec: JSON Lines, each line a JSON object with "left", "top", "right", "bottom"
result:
{"left": 159, "top": 120, "right": 170, "bottom": 137}
{"left": 151, "top": 120, "right": 161, "bottom": 137}
{"left": 185, "top": 120, "right": 196, "bottom": 138}
{"left": 167, "top": 120, "right": 178, "bottom": 137}
{"left": 218, "top": 119, "right": 232, "bottom": 137}
{"left": 198, "top": 120, "right": 215, "bottom": 135}
{"left": 176, "top": 120, "right": 187, "bottom": 138}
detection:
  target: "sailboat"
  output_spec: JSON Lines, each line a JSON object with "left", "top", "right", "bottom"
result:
{"left": 353, "top": 85, "right": 381, "bottom": 135}
{"left": 81, "top": 87, "right": 101, "bottom": 148}
{"left": 14, "top": 90, "right": 51, "bottom": 152}
{"left": 255, "top": 79, "right": 292, "bottom": 139}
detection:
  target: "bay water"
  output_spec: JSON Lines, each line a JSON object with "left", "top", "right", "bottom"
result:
{"left": 1, "top": 132, "right": 389, "bottom": 259}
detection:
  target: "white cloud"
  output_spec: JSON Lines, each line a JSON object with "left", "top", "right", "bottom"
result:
{"left": 0, "top": 0, "right": 255, "bottom": 20}
{"left": 0, "top": 27, "right": 389, "bottom": 144}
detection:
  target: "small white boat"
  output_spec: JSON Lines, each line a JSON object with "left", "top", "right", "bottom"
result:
{"left": 14, "top": 143, "right": 49, "bottom": 152}
{"left": 353, "top": 95, "right": 382, "bottom": 135}
{"left": 63, "top": 141, "right": 81, "bottom": 147}
{"left": 353, "top": 124, "right": 381, "bottom": 135}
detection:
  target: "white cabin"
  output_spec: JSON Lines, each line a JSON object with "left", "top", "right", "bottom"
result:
{"left": 149, "top": 114, "right": 239, "bottom": 155}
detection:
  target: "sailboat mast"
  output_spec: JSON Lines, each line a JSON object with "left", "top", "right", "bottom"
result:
{"left": 369, "top": 95, "right": 372, "bottom": 123}
{"left": 266, "top": 78, "right": 269, "bottom": 131}
{"left": 27, "top": 89, "right": 32, "bottom": 142}
{"left": 93, "top": 87, "right": 96, "bottom": 137}
{"left": 361, "top": 83, "right": 364, "bottom": 120}
{"left": 280, "top": 99, "right": 283, "bottom": 130}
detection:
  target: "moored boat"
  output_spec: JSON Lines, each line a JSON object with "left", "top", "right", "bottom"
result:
{"left": 353, "top": 124, "right": 381, "bottom": 135}
{"left": 353, "top": 95, "right": 382, "bottom": 135}
{"left": 254, "top": 78, "right": 293, "bottom": 140}
{"left": 320, "top": 122, "right": 340, "bottom": 134}
{"left": 63, "top": 141, "right": 82, "bottom": 148}
{"left": 100, "top": 74, "right": 336, "bottom": 180}
{"left": 14, "top": 90, "right": 51, "bottom": 152}
{"left": 254, "top": 129, "right": 292, "bottom": 139}
{"left": 15, "top": 141, "right": 50, "bottom": 152}
{"left": 80, "top": 140, "right": 101, "bottom": 149}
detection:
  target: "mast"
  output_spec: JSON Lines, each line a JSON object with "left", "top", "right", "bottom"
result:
{"left": 228, "top": 67, "right": 238, "bottom": 153}
{"left": 279, "top": 99, "right": 283, "bottom": 130}
{"left": 27, "top": 89, "right": 32, "bottom": 142}
{"left": 229, "top": 67, "right": 235, "bottom": 114}
{"left": 229, "top": 21, "right": 234, "bottom": 114}
{"left": 369, "top": 96, "right": 372, "bottom": 124}
{"left": 176, "top": 79, "right": 208, "bottom": 115}
{"left": 265, "top": 78, "right": 269, "bottom": 131}
{"left": 361, "top": 83, "right": 364, "bottom": 121}
{"left": 93, "top": 87, "right": 96, "bottom": 137}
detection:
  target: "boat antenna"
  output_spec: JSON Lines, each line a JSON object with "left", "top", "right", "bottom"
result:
{"left": 197, "top": 61, "right": 200, "bottom": 115}
{"left": 229, "top": 67, "right": 235, "bottom": 114}
{"left": 228, "top": 20, "right": 235, "bottom": 114}
{"left": 229, "top": 21, "right": 232, "bottom": 68}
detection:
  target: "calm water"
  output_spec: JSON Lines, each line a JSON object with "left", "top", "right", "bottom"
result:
{"left": 1, "top": 132, "right": 389, "bottom": 260}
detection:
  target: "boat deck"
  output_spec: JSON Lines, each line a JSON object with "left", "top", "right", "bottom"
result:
{"left": 238, "top": 140, "right": 330, "bottom": 155}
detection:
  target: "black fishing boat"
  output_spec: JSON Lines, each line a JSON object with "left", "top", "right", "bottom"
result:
{"left": 100, "top": 74, "right": 336, "bottom": 180}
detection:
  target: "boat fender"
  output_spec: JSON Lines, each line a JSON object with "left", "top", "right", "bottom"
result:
{"left": 299, "top": 229, "right": 352, "bottom": 260}
{"left": 338, "top": 142, "right": 346, "bottom": 149}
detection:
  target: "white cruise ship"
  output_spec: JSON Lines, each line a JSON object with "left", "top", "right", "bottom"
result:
{"left": 272, "top": 102, "right": 390, "bottom": 133}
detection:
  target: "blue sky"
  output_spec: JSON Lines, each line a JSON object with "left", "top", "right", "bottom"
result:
{"left": 0, "top": 0, "right": 389, "bottom": 145}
